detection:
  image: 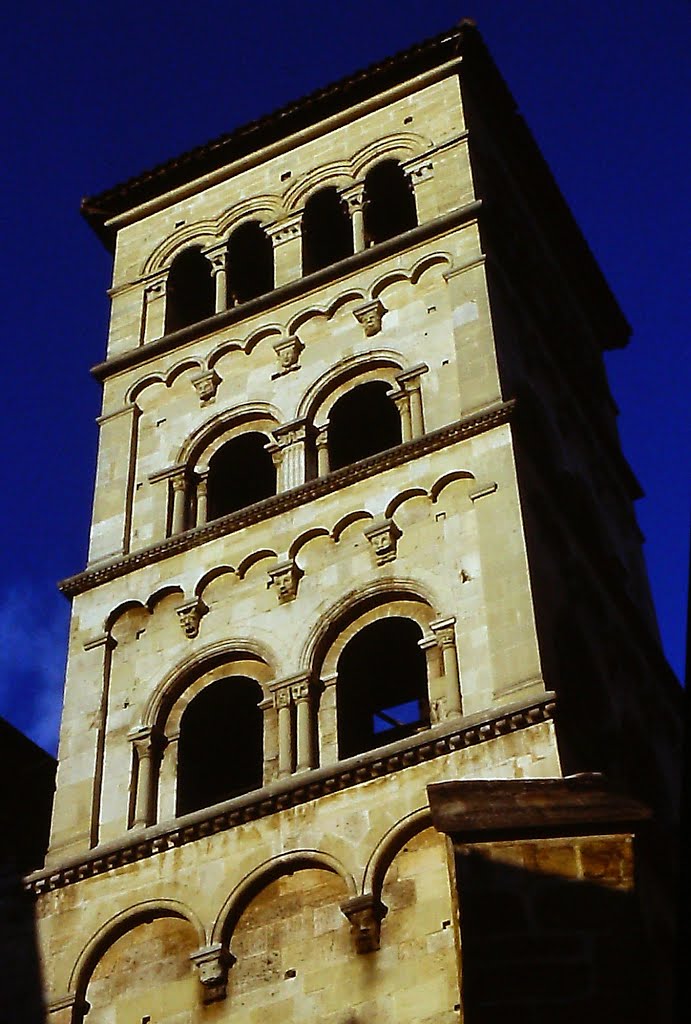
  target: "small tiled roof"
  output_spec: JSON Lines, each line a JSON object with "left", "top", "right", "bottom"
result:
{"left": 80, "top": 21, "right": 475, "bottom": 246}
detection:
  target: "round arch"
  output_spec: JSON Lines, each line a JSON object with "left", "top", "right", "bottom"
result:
{"left": 143, "top": 638, "right": 278, "bottom": 734}
{"left": 176, "top": 401, "right": 282, "bottom": 469}
{"left": 296, "top": 350, "right": 405, "bottom": 429}
{"left": 68, "top": 899, "right": 206, "bottom": 994}
{"left": 211, "top": 850, "right": 356, "bottom": 945}
{"left": 362, "top": 807, "right": 433, "bottom": 898}
{"left": 299, "top": 577, "right": 440, "bottom": 678}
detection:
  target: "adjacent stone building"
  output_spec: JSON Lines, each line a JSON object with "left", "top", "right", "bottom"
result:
{"left": 27, "top": 22, "right": 681, "bottom": 1024}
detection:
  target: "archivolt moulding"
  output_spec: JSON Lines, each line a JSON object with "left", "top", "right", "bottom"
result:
{"left": 143, "top": 223, "right": 221, "bottom": 276}
{"left": 143, "top": 637, "right": 278, "bottom": 730}
{"left": 362, "top": 806, "right": 433, "bottom": 898}
{"left": 296, "top": 348, "right": 405, "bottom": 425}
{"left": 349, "top": 131, "right": 431, "bottom": 178}
{"left": 210, "top": 849, "right": 356, "bottom": 945}
{"left": 68, "top": 898, "right": 206, "bottom": 994}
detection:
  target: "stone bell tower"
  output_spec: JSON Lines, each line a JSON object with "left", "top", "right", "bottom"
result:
{"left": 29, "top": 21, "right": 680, "bottom": 1024}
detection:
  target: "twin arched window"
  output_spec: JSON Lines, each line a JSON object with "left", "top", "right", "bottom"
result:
{"left": 188, "top": 380, "right": 403, "bottom": 529}
{"left": 162, "top": 160, "right": 417, "bottom": 334}
{"left": 174, "top": 616, "right": 430, "bottom": 815}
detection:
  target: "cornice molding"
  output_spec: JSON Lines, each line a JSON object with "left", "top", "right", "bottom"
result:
{"left": 59, "top": 400, "right": 513, "bottom": 597}
{"left": 26, "top": 693, "right": 554, "bottom": 895}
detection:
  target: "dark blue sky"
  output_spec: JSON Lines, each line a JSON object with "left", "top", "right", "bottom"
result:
{"left": 1, "top": 0, "right": 688, "bottom": 751}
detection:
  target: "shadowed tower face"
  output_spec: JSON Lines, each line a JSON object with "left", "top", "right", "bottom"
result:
{"left": 31, "top": 22, "right": 680, "bottom": 1024}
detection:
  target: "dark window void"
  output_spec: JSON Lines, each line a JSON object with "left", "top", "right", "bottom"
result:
{"left": 363, "top": 160, "right": 417, "bottom": 246}
{"left": 302, "top": 187, "right": 353, "bottom": 275}
{"left": 227, "top": 221, "right": 274, "bottom": 304}
{"left": 177, "top": 676, "right": 263, "bottom": 815}
{"left": 328, "top": 381, "right": 402, "bottom": 471}
{"left": 164, "top": 247, "right": 215, "bottom": 333}
{"left": 206, "top": 432, "right": 277, "bottom": 521}
{"left": 337, "top": 617, "right": 429, "bottom": 759}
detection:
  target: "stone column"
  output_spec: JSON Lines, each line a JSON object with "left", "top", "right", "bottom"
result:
{"left": 267, "top": 214, "right": 303, "bottom": 286}
{"left": 170, "top": 468, "right": 188, "bottom": 535}
{"left": 271, "top": 419, "right": 311, "bottom": 491}
{"left": 403, "top": 156, "right": 437, "bottom": 223}
{"left": 396, "top": 365, "right": 428, "bottom": 438}
{"left": 270, "top": 682, "right": 294, "bottom": 778}
{"left": 158, "top": 733, "right": 178, "bottom": 821}
{"left": 196, "top": 471, "right": 209, "bottom": 527}
{"left": 315, "top": 426, "right": 330, "bottom": 477}
{"left": 207, "top": 248, "right": 228, "bottom": 312}
{"left": 128, "top": 725, "right": 162, "bottom": 829}
{"left": 142, "top": 278, "right": 166, "bottom": 343}
{"left": 342, "top": 183, "right": 367, "bottom": 252}
{"left": 431, "top": 617, "right": 462, "bottom": 719}
{"left": 291, "top": 676, "right": 315, "bottom": 772}
{"left": 389, "top": 388, "right": 412, "bottom": 442}
{"left": 318, "top": 672, "right": 338, "bottom": 765}
{"left": 259, "top": 696, "right": 278, "bottom": 784}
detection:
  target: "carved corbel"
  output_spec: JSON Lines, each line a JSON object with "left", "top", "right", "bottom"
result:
{"left": 268, "top": 557, "right": 302, "bottom": 603}
{"left": 341, "top": 894, "right": 388, "bottom": 954}
{"left": 191, "top": 368, "right": 221, "bottom": 403}
{"left": 190, "top": 944, "right": 235, "bottom": 1003}
{"left": 363, "top": 517, "right": 401, "bottom": 565}
{"left": 272, "top": 334, "right": 304, "bottom": 376}
{"left": 353, "top": 298, "right": 386, "bottom": 337}
{"left": 175, "top": 597, "right": 207, "bottom": 638}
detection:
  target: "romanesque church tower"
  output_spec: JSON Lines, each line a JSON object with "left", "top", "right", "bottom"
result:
{"left": 29, "top": 22, "right": 681, "bottom": 1024}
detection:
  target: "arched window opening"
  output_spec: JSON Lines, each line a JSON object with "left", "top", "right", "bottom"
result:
{"left": 337, "top": 617, "right": 429, "bottom": 758}
{"left": 328, "top": 381, "right": 402, "bottom": 471}
{"left": 165, "top": 247, "right": 215, "bottom": 333}
{"left": 363, "top": 160, "right": 417, "bottom": 246}
{"left": 177, "top": 676, "right": 263, "bottom": 815}
{"left": 206, "top": 432, "right": 276, "bottom": 520}
{"left": 302, "top": 187, "right": 353, "bottom": 275}
{"left": 227, "top": 221, "right": 274, "bottom": 304}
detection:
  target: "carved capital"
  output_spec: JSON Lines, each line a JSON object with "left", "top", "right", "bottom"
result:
{"left": 341, "top": 894, "right": 388, "bottom": 954}
{"left": 341, "top": 182, "right": 366, "bottom": 212}
{"left": 272, "top": 683, "right": 293, "bottom": 710}
{"left": 273, "top": 417, "right": 310, "bottom": 448}
{"left": 191, "top": 369, "right": 221, "bottom": 403}
{"left": 272, "top": 334, "right": 304, "bottom": 375}
{"left": 290, "top": 676, "right": 312, "bottom": 703}
{"left": 363, "top": 517, "right": 401, "bottom": 565}
{"left": 430, "top": 616, "right": 457, "bottom": 649}
{"left": 353, "top": 298, "right": 386, "bottom": 337}
{"left": 266, "top": 214, "right": 302, "bottom": 246}
{"left": 190, "top": 943, "right": 235, "bottom": 1003}
{"left": 170, "top": 468, "right": 188, "bottom": 493}
{"left": 144, "top": 279, "right": 165, "bottom": 300}
{"left": 127, "top": 724, "right": 164, "bottom": 758}
{"left": 205, "top": 249, "right": 227, "bottom": 274}
{"left": 268, "top": 557, "right": 301, "bottom": 603}
{"left": 175, "top": 597, "right": 207, "bottom": 638}
{"left": 403, "top": 156, "right": 434, "bottom": 183}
